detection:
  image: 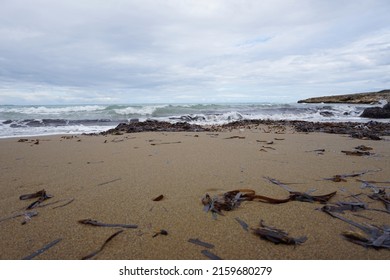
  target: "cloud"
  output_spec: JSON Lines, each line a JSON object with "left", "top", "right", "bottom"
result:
{"left": 0, "top": 0, "right": 389, "bottom": 104}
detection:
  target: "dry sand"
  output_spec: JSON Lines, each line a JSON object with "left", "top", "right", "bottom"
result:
{"left": 0, "top": 125, "right": 389, "bottom": 260}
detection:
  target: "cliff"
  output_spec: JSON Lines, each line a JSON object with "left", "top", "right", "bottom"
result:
{"left": 297, "top": 90, "right": 390, "bottom": 104}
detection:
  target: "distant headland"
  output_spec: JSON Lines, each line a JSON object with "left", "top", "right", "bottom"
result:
{"left": 298, "top": 89, "right": 390, "bottom": 104}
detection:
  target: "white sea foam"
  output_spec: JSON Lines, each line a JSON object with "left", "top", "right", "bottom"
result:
{"left": 113, "top": 105, "right": 168, "bottom": 116}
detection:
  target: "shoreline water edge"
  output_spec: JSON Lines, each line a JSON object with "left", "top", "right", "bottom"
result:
{"left": 1, "top": 101, "right": 390, "bottom": 138}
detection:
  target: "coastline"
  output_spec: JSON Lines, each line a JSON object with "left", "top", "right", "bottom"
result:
{"left": 0, "top": 122, "right": 389, "bottom": 259}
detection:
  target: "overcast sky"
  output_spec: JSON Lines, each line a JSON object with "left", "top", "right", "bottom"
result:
{"left": 0, "top": 0, "right": 389, "bottom": 105}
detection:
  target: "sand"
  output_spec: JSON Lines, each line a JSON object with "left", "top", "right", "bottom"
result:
{"left": 0, "top": 125, "right": 389, "bottom": 260}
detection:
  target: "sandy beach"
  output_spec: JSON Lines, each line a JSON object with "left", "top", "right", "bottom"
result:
{"left": 0, "top": 123, "right": 389, "bottom": 260}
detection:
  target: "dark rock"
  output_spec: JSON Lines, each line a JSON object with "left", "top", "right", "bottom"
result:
{"left": 101, "top": 120, "right": 207, "bottom": 135}
{"left": 360, "top": 105, "right": 390, "bottom": 119}
{"left": 320, "top": 111, "right": 334, "bottom": 117}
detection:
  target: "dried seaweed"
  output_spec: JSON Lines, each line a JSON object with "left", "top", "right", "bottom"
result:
{"left": 264, "top": 177, "right": 337, "bottom": 203}
{"left": 82, "top": 230, "right": 124, "bottom": 260}
{"left": 252, "top": 220, "right": 307, "bottom": 245}
{"left": 78, "top": 219, "right": 138, "bottom": 229}
{"left": 324, "top": 169, "right": 381, "bottom": 182}
{"left": 368, "top": 189, "right": 390, "bottom": 212}
{"left": 188, "top": 238, "right": 215, "bottom": 249}
{"left": 202, "top": 186, "right": 336, "bottom": 217}
{"left": 96, "top": 178, "right": 122, "bottom": 186}
{"left": 235, "top": 217, "right": 249, "bottom": 232}
{"left": 322, "top": 208, "right": 390, "bottom": 249}
{"left": 0, "top": 210, "right": 38, "bottom": 224}
{"left": 22, "top": 238, "right": 62, "bottom": 260}
{"left": 201, "top": 250, "right": 222, "bottom": 260}
{"left": 19, "top": 189, "right": 53, "bottom": 210}
{"left": 152, "top": 229, "right": 168, "bottom": 238}
{"left": 341, "top": 150, "right": 371, "bottom": 156}
{"left": 152, "top": 195, "right": 164, "bottom": 201}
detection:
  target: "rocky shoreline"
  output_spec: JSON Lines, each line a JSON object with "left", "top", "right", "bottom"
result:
{"left": 97, "top": 119, "right": 390, "bottom": 140}
{"left": 298, "top": 90, "right": 390, "bottom": 104}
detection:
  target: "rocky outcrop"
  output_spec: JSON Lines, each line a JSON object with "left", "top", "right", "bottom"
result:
{"left": 360, "top": 103, "right": 390, "bottom": 119}
{"left": 101, "top": 119, "right": 207, "bottom": 135}
{"left": 298, "top": 90, "right": 390, "bottom": 104}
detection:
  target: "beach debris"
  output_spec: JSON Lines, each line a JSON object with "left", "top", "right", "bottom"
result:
{"left": 341, "top": 150, "right": 371, "bottom": 156}
{"left": 96, "top": 178, "right": 122, "bottom": 186}
{"left": 19, "top": 189, "right": 53, "bottom": 210}
{"left": 305, "top": 149, "right": 325, "bottom": 155}
{"left": 323, "top": 169, "right": 381, "bottom": 182}
{"left": 321, "top": 201, "right": 367, "bottom": 214}
{"left": 264, "top": 176, "right": 337, "bottom": 203}
{"left": 150, "top": 141, "right": 182, "bottom": 145}
{"left": 368, "top": 189, "right": 390, "bottom": 212}
{"left": 321, "top": 208, "right": 390, "bottom": 249}
{"left": 152, "top": 195, "right": 164, "bottom": 201}
{"left": 252, "top": 220, "right": 307, "bottom": 245}
{"left": 354, "top": 145, "right": 373, "bottom": 151}
{"left": 0, "top": 210, "right": 38, "bottom": 224}
{"left": 225, "top": 136, "right": 245, "bottom": 139}
{"left": 188, "top": 238, "right": 215, "bottom": 249}
{"left": 21, "top": 211, "right": 39, "bottom": 225}
{"left": 152, "top": 229, "right": 168, "bottom": 238}
{"left": 18, "top": 138, "right": 29, "bottom": 142}
{"left": 22, "top": 238, "right": 62, "bottom": 260}
{"left": 52, "top": 198, "right": 75, "bottom": 209}
{"left": 235, "top": 217, "right": 249, "bottom": 232}
{"left": 78, "top": 219, "right": 138, "bottom": 229}
{"left": 262, "top": 146, "right": 276, "bottom": 150}
{"left": 82, "top": 230, "right": 124, "bottom": 260}
{"left": 201, "top": 250, "right": 222, "bottom": 260}
{"left": 202, "top": 186, "right": 336, "bottom": 217}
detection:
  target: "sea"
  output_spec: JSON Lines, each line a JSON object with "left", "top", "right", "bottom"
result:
{"left": 0, "top": 102, "right": 389, "bottom": 138}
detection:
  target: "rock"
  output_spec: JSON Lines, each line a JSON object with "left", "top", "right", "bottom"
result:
{"left": 360, "top": 103, "right": 390, "bottom": 119}
{"left": 320, "top": 111, "right": 334, "bottom": 117}
{"left": 298, "top": 90, "right": 390, "bottom": 104}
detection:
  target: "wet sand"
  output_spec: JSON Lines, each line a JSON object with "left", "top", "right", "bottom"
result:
{"left": 0, "top": 124, "right": 389, "bottom": 259}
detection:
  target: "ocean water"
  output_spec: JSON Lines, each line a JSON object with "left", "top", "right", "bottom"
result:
{"left": 0, "top": 102, "right": 387, "bottom": 138}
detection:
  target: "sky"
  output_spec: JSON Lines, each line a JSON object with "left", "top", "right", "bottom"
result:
{"left": 0, "top": 0, "right": 389, "bottom": 105}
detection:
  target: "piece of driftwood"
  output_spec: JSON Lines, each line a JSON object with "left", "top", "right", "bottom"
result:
{"left": 252, "top": 220, "right": 307, "bottom": 245}
{"left": 322, "top": 208, "right": 390, "bottom": 249}
{"left": 188, "top": 238, "right": 215, "bottom": 249}
{"left": 82, "top": 230, "right": 124, "bottom": 260}
{"left": 78, "top": 219, "right": 138, "bottom": 229}
{"left": 22, "top": 238, "right": 62, "bottom": 260}
{"left": 321, "top": 202, "right": 367, "bottom": 213}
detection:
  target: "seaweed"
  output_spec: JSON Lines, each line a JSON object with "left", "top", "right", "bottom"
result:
{"left": 322, "top": 208, "right": 390, "bottom": 249}
{"left": 201, "top": 250, "right": 222, "bottom": 260}
{"left": 188, "top": 238, "right": 215, "bottom": 249}
{"left": 82, "top": 230, "right": 124, "bottom": 260}
{"left": 22, "top": 238, "right": 62, "bottom": 260}
{"left": 152, "top": 195, "right": 164, "bottom": 201}
{"left": 78, "top": 219, "right": 138, "bottom": 229}
{"left": 252, "top": 220, "right": 307, "bottom": 245}
{"left": 19, "top": 189, "right": 53, "bottom": 210}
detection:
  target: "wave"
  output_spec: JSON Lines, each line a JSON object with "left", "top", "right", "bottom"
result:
{"left": 0, "top": 102, "right": 387, "bottom": 138}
